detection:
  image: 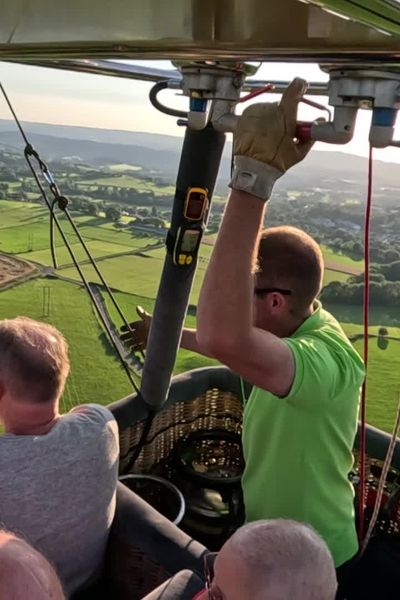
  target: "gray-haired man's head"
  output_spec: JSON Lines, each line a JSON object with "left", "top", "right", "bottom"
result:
{"left": 206, "top": 519, "right": 337, "bottom": 600}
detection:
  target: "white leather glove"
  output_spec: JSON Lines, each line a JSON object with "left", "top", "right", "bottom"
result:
{"left": 230, "top": 78, "right": 315, "bottom": 200}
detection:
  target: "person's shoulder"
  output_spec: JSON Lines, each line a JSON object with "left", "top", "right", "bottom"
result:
{"left": 290, "top": 307, "right": 365, "bottom": 382}
{"left": 302, "top": 304, "right": 355, "bottom": 350}
{"left": 67, "top": 404, "right": 119, "bottom": 450}
{"left": 69, "top": 403, "right": 116, "bottom": 426}
{"left": 48, "top": 405, "right": 119, "bottom": 465}
{"left": 322, "top": 308, "right": 348, "bottom": 328}
{"left": 317, "top": 307, "right": 362, "bottom": 354}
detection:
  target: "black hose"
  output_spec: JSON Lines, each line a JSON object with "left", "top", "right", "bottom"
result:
{"left": 124, "top": 410, "right": 156, "bottom": 473}
{"left": 149, "top": 81, "right": 188, "bottom": 119}
{"left": 50, "top": 199, "right": 58, "bottom": 269}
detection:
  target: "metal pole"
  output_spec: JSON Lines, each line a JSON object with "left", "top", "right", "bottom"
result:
{"left": 140, "top": 125, "right": 225, "bottom": 409}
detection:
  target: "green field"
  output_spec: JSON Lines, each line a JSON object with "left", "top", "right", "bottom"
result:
{"left": 60, "top": 252, "right": 210, "bottom": 303}
{"left": 80, "top": 175, "right": 175, "bottom": 196}
{"left": 321, "top": 245, "right": 363, "bottom": 272}
{"left": 0, "top": 279, "right": 131, "bottom": 412}
{"left": 20, "top": 240, "right": 134, "bottom": 268}
{"left": 323, "top": 270, "right": 349, "bottom": 284}
{"left": 326, "top": 303, "right": 400, "bottom": 338}
{"left": 108, "top": 164, "right": 142, "bottom": 172}
{"left": 61, "top": 254, "right": 164, "bottom": 297}
{"left": 0, "top": 202, "right": 160, "bottom": 256}
{"left": 324, "top": 303, "right": 400, "bottom": 432}
{"left": 0, "top": 201, "right": 48, "bottom": 228}
{"left": 353, "top": 337, "right": 400, "bottom": 432}
{"left": 0, "top": 202, "right": 100, "bottom": 254}
{"left": 1, "top": 199, "right": 400, "bottom": 433}
{"left": 78, "top": 224, "right": 160, "bottom": 248}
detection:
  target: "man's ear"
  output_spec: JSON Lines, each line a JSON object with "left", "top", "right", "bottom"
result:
{"left": 271, "top": 292, "right": 285, "bottom": 310}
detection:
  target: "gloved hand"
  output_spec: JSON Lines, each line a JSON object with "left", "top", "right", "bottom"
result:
{"left": 120, "top": 306, "right": 151, "bottom": 353}
{"left": 230, "top": 77, "right": 315, "bottom": 200}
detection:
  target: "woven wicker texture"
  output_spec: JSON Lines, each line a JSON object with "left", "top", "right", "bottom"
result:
{"left": 119, "top": 389, "right": 243, "bottom": 474}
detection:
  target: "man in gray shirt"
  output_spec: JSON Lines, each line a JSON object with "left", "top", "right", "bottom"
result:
{"left": 0, "top": 316, "right": 119, "bottom": 596}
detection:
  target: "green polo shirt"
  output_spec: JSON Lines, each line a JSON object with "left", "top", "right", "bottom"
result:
{"left": 241, "top": 302, "right": 365, "bottom": 567}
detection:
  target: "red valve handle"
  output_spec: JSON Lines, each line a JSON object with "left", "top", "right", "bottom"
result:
{"left": 295, "top": 121, "right": 313, "bottom": 142}
{"left": 238, "top": 84, "right": 274, "bottom": 103}
{"left": 295, "top": 98, "right": 330, "bottom": 142}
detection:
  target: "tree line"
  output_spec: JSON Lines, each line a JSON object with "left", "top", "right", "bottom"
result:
{"left": 321, "top": 275, "right": 400, "bottom": 306}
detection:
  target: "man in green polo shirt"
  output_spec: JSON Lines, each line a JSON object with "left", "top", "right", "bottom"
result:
{"left": 239, "top": 229, "right": 364, "bottom": 569}
{"left": 195, "top": 78, "right": 365, "bottom": 596}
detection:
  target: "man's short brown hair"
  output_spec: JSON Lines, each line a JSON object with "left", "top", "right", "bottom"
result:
{"left": 0, "top": 317, "right": 70, "bottom": 403}
{"left": 255, "top": 226, "right": 324, "bottom": 313}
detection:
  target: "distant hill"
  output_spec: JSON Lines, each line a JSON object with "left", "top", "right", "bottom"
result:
{"left": 0, "top": 120, "right": 182, "bottom": 152}
{"left": 0, "top": 119, "right": 181, "bottom": 150}
{"left": 0, "top": 119, "right": 400, "bottom": 195}
{"left": 0, "top": 130, "right": 182, "bottom": 176}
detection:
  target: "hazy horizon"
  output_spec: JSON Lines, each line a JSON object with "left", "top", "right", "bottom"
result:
{"left": 1, "top": 116, "right": 399, "bottom": 169}
{"left": 1, "top": 60, "right": 400, "bottom": 164}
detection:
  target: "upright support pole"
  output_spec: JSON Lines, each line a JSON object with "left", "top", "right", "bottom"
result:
{"left": 140, "top": 125, "right": 225, "bottom": 410}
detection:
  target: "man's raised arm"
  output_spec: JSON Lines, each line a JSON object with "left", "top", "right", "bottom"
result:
{"left": 196, "top": 79, "right": 315, "bottom": 396}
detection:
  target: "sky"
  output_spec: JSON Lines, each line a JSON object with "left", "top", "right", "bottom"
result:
{"left": 1, "top": 59, "right": 400, "bottom": 163}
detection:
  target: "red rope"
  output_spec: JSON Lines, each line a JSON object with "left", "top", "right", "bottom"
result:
{"left": 358, "top": 145, "right": 373, "bottom": 542}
